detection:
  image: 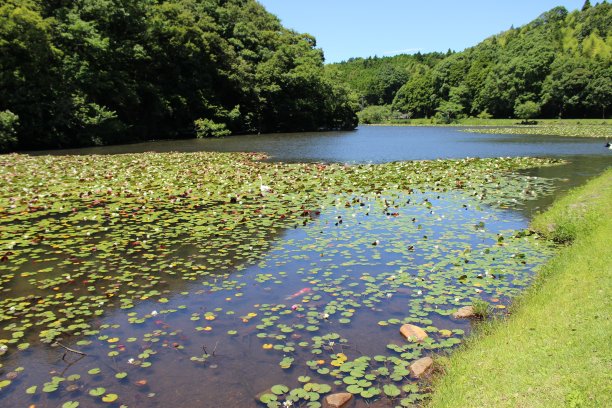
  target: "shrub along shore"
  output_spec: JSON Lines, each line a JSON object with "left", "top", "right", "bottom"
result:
{"left": 427, "top": 168, "right": 612, "bottom": 407}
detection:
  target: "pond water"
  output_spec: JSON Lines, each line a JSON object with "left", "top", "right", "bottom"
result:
{"left": 31, "top": 125, "right": 610, "bottom": 163}
{"left": 31, "top": 125, "right": 611, "bottom": 217}
{"left": 3, "top": 127, "right": 610, "bottom": 408}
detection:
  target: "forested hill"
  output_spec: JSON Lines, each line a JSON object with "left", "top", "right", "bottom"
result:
{"left": 0, "top": 0, "right": 358, "bottom": 151}
{"left": 328, "top": 2, "right": 611, "bottom": 122}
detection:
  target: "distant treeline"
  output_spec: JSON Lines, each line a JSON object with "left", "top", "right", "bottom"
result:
{"left": 327, "top": 2, "right": 611, "bottom": 123}
{"left": 0, "top": 0, "right": 358, "bottom": 151}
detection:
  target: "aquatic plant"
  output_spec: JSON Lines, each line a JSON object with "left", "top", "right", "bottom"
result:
{"left": 0, "top": 152, "right": 561, "bottom": 407}
{"left": 463, "top": 124, "right": 612, "bottom": 138}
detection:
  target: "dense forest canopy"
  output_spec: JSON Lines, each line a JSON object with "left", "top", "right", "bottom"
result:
{"left": 328, "top": 2, "right": 611, "bottom": 123}
{"left": 0, "top": 0, "right": 358, "bottom": 150}
{"left": 1, "top": 2, "right": 610, "bottom": 151}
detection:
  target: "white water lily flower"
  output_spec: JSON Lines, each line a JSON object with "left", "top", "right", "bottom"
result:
{"left": 151, "top": 310, "right": 158, "bottom": 316}
{"left": 128, "top": 358, "right": 135, "bottom": 364}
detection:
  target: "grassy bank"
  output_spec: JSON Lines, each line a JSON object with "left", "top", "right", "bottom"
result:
{"left": 427, "top": 169, "right": 612, "bottom": 408}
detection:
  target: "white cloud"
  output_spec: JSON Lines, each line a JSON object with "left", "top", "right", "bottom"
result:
{"left": 381, "top": 48, "right": 423, "bottom": 55}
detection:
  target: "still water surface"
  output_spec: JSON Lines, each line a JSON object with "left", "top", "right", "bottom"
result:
{"left": 32, "top": 126, "right": 610, "bottom": 163}
{"left": 4, "top": 126, "right": 609, "bottom": 407}
{"left": 32, "top": 125, "right": 611, "bottom": 215}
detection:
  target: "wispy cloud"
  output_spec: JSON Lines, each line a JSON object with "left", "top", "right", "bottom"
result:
{"left": 382, "top": 48, "right": 422, "bottom": 55}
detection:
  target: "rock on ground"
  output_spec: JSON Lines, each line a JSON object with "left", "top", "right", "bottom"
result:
{"left": 453, "top": 305, "right": 476, "bottom": 318}
{"left": 324, "top": 392, "right": 353, "bottom": 408}
{"left": 400, "top": 324, "right": 428, "bottom": 341}
{"left": 410, "top": 356, "right": 434, "bottom": 378}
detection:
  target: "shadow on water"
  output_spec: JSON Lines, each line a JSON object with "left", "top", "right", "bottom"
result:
{"left": 516, "top": 155, "right": 611, "bottom": 218}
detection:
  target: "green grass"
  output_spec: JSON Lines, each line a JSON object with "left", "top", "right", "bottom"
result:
{"left": 428, "top": 169, "right": 612, "bottom": 408}
{"left": 470, "top": 298, "right": 491, "bottom": 318}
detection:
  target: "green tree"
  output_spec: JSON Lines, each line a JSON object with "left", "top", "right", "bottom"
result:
{"left": 392, "top": 72, "right": 438, "bottom": 118}
{"left": 0, "top": 110, "right": 19, "bottom": 151}
{"left": 0, "top": 0, "right": 359, "bottom": 150}
{"left": 0, "top": 2, "right": 68, "bottom": 147}
{"left": 332, "top": 3, "right": 610, "bottom": 121}
{"left": 541, "top": 56, "right": 593, "bottom": 117}
{"left": 514, "top": 101, "right": 541, "bottom": 121}
{"left": 585, "top": 74, "right": 612, "bottom": 119}
{"left": 357, "top": 105, "right": 393, "bottom": 124}
{"left": 365, "top": 66, "right": 409, "bottom": 105}
{"left": 435, "top": 100, "right": 464, "bottom": 123}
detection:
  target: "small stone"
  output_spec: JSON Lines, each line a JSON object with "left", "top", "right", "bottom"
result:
{"left": 66, "top": 384, "right": 80, "bottom": 392}
{"left": 410, "top": 356, "right": 434, "bottom": 378}
{"left": 400, "top": 324, "right": 428, "bottom": 341}
{"left": 324, "top": 392, "right": 353, "bottom": 408}
{"left": 453, "top": 306, "right": 476, "bottom": 319}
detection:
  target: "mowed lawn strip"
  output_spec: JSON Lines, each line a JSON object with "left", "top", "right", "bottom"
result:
{"left": 428, "top": 168, "right": 612, "bottom": 408}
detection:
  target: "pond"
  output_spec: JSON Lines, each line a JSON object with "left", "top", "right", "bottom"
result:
{"left": 30, "top": 125, "right": 611, "bottom": 217}
{"left": 31, "top": 125, "right": 610, "bottom": 163}
{"left": 3, "top": 127, "right": 611, "bottom": 408}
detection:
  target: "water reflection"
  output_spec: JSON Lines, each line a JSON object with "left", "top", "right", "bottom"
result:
{"left": 28, "top": 126, "right": 611, "bottom": 163}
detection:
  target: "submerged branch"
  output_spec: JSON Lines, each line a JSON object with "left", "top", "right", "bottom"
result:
{"left": 53, "top": 342, "right": 87, "bottom": 356}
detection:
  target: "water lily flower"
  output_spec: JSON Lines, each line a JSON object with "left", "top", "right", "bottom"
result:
{"left": 291, "top": 304, "right": 300, "bottom": 310}
{"left": 128, "top": 358, "right": 135, "bottom": 364}
{"left": 283, "top": 400, "right": 293, "bottom": 407}
{"left": 151, "top": 310, "right": 158, "bottom": 316}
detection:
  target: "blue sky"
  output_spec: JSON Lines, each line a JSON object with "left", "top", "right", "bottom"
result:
{"left": 257, "top": 1, "right": 588, "bottom": 63}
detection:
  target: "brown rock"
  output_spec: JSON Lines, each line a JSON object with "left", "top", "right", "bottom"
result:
{"left": 400, "top": 324, "right": 428, "bottom": 341}
{"left": 324, "top": 392, "right": 353, "bottom": 408}
{"left": 453, "top": 305, "right": 476, "bottom": 319}
{"left": 410, "top": 356, "right": 434, "bottom": 378}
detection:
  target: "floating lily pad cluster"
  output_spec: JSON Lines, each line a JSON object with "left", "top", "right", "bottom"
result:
{"left": 0, "top": 152, "right": 560, "bottom": 407}
{"left": 464, "top": 124, "right": 612, "bottom": 138}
